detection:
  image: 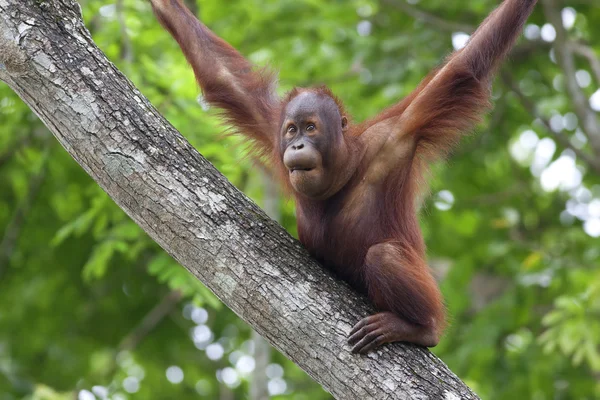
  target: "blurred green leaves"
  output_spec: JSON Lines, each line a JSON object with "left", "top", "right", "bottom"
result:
{"left": 1, "top": 0, "right": 600, "bottom": 399}
{"left": 540, "top": 277, "right": 600, "bottom": 371}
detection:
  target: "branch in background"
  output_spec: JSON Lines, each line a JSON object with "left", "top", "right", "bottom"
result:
{"left": 542, "top": 0, "right": 600, "bottom": 155}
{"left": 571, "top": 42, "right": 600, "bottom": 85}
{"left": 511, "top": 39, "right": 552, "bottom": 60}
{"left": 250, "top": 331, "right": 271, "bottom": 400}
{"left": 459, "top": 183, "right": 529, "bottom": 208}
{"left": 250, "top": 169, "right": 280, "bottom": 400}
{"left": 0, "top": 135, "right": 31, "bottom": 168}
{"left": 183, "top": 0, "right": 198, "bottom": 15}
{"left": 383, "top": 0, "right": 548, "bottom": 71}
{"left": 502, "top": 72, "right": 600, "bottom": 174}
{"left": 469, "top": 273, "right": 511, "bottom": 313}
{"left": 101, "top": 290, "right": 182, "bottom": 382}
{"left": 383, "top": 0, "right": 474, "bottom": 33}
{"left": 219, "top": 384, "right": 235, "bottom": 400}
{"left": 0, "top": 142, "right": 51, "bottom": 277}
{"left": 116, "top": 0, "right": 133, "bottom": 63}
{"left": 118, "top": 290, "right": 183, "bottom": 352}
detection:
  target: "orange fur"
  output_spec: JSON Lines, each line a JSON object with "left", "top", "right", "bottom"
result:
{"left": 152, "top": 0, "right": 537, "bottom": 349}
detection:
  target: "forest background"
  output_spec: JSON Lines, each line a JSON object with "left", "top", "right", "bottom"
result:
{"left": 1, "top": 0, "right": 599, "bottom": 399}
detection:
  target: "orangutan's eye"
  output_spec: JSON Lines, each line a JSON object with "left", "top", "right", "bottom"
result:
{"left": 287, "top": 125, "right": 297, "bottom": 134}
{"left": 306, "top": 123, "right": 316, "bottom": 132}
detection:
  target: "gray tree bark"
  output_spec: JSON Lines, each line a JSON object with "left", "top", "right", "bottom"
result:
{"left": 0, "top": 1, "right": 479, "bottom": 399}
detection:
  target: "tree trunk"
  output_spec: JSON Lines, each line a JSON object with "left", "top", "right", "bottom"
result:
{"left": 0, "top": 1, "right": 479, "bottom": 398}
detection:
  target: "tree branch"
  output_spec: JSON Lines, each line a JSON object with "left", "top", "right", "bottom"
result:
{"left": 183, "top": 0, "right": 198, "bottom": 15}
{"left": 0, "top": 1, "right": 478, "bottom": 398}
{"left": 383, "top": 0, "right": 475, "bottom": 33}
{"left": 116, "top": 0, "right": 133, "bottom": 63}
{"left": 0, "top": 141, "right": 50, "bottom": 276}
{"left": 542, "top": 0, "right": 600, "bottom": 155}
{"left": 0, "top": 135, "right": 31, "bottom": 168}
{"left": 571, "top": 42, "right": 600, "bottom": 85}
{"left": 502, "top": 72, "right": 600, "bottom": 174}
{"left": 118, "top": 290, "right": 183, "bottom": 352}
{"left": 384, "top": 0, "right": 549, "bottom": 67}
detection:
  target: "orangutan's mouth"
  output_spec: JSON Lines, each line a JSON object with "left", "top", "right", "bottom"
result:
{"left": 290, "top": 167, "right": 314, "bottom": 172}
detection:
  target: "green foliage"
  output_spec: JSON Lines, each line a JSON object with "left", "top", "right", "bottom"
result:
{"left": 1, "top": 0, "right": 599, "bottom": 399}
{"left": 540, "top": 275, "right": 600, "bottom": 371}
